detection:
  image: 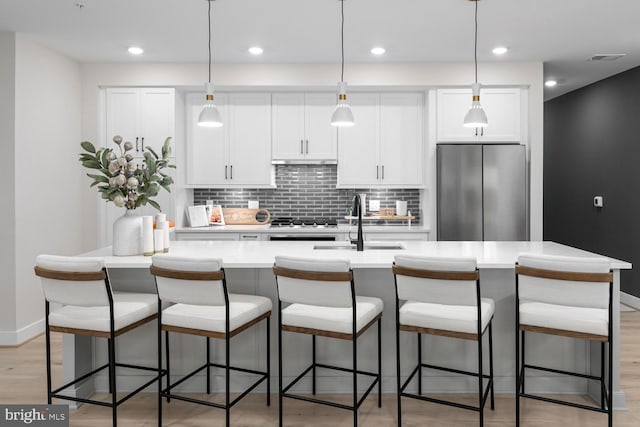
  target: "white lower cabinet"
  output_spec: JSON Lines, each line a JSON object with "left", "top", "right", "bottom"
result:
{"left": 175, "top": 232, "right": 240, "bottom": 241}
{"left": 186, "top": 92, "right": 273, "bottom": 187}
{"left": 337, "top": 92, "right": 424, "bottom": 188}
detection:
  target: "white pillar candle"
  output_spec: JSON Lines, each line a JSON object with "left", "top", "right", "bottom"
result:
{"left": 156, "top": 220, "right": 170, "bottom": 253}
{"left": 142, "top": 216, "right": 154, "bottom": 256}
{"left": 154, "top": 229, "right": 164, "bottom": 254}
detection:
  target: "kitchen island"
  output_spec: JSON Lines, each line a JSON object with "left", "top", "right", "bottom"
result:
{"left": 63, "top": 241, "right": 631, "bottom": 409}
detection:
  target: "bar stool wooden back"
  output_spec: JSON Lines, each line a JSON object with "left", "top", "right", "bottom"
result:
{"left": 392, "top": 255, "right": 495, "bottom": 427}
{"left": 150, "top": 254, "right": 271, "bottom": 427}
{"left": 35, "top": 254, "right": 160, "bottom": 427}
{"left": 515, "top": 253, "right": 613, "bottom": 427}
{"left": 272, "top": 256, "right": 383, "bottom": 427}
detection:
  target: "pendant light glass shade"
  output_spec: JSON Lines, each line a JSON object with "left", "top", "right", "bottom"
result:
{"left": 331, "top": 81, "right": 355, "bottom": 127}
{"left": 464, "top": 0, "right": 488, "bottom": 128}
{"left": 463, "top": 83, "right": 488, "bottom": 128}
{"left": 198, "top": 82, "right": 223, "bottom": 127}
{"left": 198, "top": 0, "right": 222, "bottom": 128}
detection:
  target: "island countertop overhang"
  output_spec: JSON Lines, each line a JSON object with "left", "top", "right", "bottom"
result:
{"left": 81, "top": 240, "right": 632, "bottom": 270}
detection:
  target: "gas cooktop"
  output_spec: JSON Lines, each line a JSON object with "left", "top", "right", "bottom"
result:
{"left": 270, "top": 217, "right": 338, "bottom": 229}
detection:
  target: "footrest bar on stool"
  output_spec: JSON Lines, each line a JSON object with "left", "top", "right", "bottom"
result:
{"left": 520, "top": 393, "right": 609, "bottom": 413}
{"left": 52, "top": 363, "right": 110, "bottom": 395}
{"left": 167, "top": 363, "right": 208, "bottom": 391}
{"left": 161, "top": 392, "right": 226, "bottom": 409}
{"left": 422, "top": 362, "right": 491, "bottom": 379}
{"left": 523, "top": 364, "right": 602, "bottom": 381}
{"left": 117, "top": 376, "right": 161, "bottom": 406}
{"left": 282, "top": 392, "right": 353, "bottom": 411}
{"left": 50, "top": 394, "right": 113, "bottom": 408}
{"left": 230, "top": 375, "right": 268, "bottom": 408}
{"left": 356, "top": 376, "right": 379, "bottom": 409}
{"left": 401, "top": 393, "right": 480, "bottom": 412}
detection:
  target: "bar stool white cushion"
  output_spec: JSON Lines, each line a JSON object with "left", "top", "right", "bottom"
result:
{"left": 161, "top": 294, "right": 272, "bottom": 333}
{"left": 281, "top": 296, "right": 383, "bottom": 335}
{"left": 399, "top": 298, "right": 495, "bottom": 335}
{"left": 48, "top": 292, "right": 157, "bottom": 332}
{"left": 517, "top": 253, "right": 611, "bottom": 337}
{"left": 519, "top": 302, "right": 608, "bottom": 336}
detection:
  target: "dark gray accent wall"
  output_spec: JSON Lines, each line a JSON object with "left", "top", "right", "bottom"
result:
{"left": 194, "top": 165, "right": 421, "bottom": 223}
{"left": 544, "top": 66, "right": 640, "bottom": 296}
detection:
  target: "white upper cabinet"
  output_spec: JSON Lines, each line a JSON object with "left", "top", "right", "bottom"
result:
{"left": 272, "top": 93, "right": 337, "bottom": 161}
{"left": 105, "top": 88, "right": 175, "bottom": 156}
{"left": 337, "top": 92, "right": 424, "bottom": 188}
{"left": 436, "top": 87, "right": 521, "bottom": 142}
{"left": 186, "top": 92, "right": 273, "bottom": 187}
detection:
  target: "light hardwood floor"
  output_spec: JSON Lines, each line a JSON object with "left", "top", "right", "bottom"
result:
{"left": 2, "top": 311, "right": 640, "bottom": 426}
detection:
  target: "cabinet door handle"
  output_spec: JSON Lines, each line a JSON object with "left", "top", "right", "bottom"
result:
{"left": 376, "top": 165, "right": 379, "bottom": 179}
{"left": 475, "top": 128, "right": 478, "bottom": 137}
{"left": 306, "top": 140, "right": 309, "bottom": 154}
{"left": 135, "top": 137, "right": 139, "bottom": 152}
{"left": 300, "top": 140, "right": 304, "bottom": 154}
{"left": 230, "top": 165, "right": 233, "bottom": 180}
{"left": 225, "top": 165, "right": 228, "bottom": 179}
{"left": 382, "top": 165, "right": 385, "bottom": 180}
{"left": 141, "top": 137, "right": 144, "bottom": 151}
{"left": 481, "top": 127, "right": 484, "bottom": 137}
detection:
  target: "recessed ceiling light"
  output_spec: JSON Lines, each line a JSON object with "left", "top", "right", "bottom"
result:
{"left": 128, "top": 46, "right": 143, "bottom": 55}
{"left": 545, "top": 80, "right": 558, "bottom": 87}
{"left": 248, "top": 46, "right": 264, "bottom": 55}
{"left": 492, "top": 46, "right": 508, "bottom": 55}
{"left": 371, "top": 47, "right": 386, "bottom": 55}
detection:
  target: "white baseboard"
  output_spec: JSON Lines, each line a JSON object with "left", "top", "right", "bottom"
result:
{"left": 0, "top": 318, "right": 44, "bottom": 346}
{"left": 621, "top": 292, "right": 640, "bottom": 310}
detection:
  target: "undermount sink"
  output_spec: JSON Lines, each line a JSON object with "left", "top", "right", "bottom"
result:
{"left": 313, "top": 242, "right": 405, "bottom": 250}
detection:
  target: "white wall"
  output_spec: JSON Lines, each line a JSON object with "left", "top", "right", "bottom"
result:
{"left": 0, "top": 32, "right": 17, "bottom": 339}
{"left": 81, "top": 61, "right": 544, "bottom": 240}
{"left": 9, "top": 34, "right": 86, "bottom": 342}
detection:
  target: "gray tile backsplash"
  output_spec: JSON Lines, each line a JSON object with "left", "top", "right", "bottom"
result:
{"left": 194, "top": 165, "right": 421, "bottom": 223}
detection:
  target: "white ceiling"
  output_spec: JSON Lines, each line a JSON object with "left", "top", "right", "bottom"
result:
{"left": 1, "top": 0, "right": 639, "bottom": 100}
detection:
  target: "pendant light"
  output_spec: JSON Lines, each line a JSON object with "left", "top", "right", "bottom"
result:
{"left": 463, "top": 0, "right": 488, "bottom": 128}
{"left": 198, "top": 0, "right": 223, "bottom": 128}
{"left": 331, "top": 0, "right": 355, "bottom": 127}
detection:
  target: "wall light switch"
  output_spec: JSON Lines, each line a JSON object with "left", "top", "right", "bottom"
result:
{"left": 369, "top": 200, "right": 380, "bottom": 212}
{"left": 248, "top": 200, "right": 259, "bottom": 209}
{"left": 593, "top": 196, "right": 604, "bottom": 208}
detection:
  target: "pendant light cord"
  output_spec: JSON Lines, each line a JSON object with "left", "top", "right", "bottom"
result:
{"left": 340, "top": 0, "right": 345, "bottom": 83}
{"left": 474, "top": 0, "right": 478, "bottom": 84}
{"left": 208, "top": 0, "right": 212, "bottom": 84}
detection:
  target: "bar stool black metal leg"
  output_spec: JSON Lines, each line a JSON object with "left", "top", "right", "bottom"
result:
{"left": 278, "top": 310, "right": 284, "bottom": 427}
{"left": 417, "top": 332, "right": 422, "bottom": 395}
{"left": 521, "top": 330, "right": 526, "bottom": 393}
{"left": 107, "top": 339, "right": 113, "bottom": 395}
{"left": 515, "top": 325, "right": 520, "bottom": 427}
{"left": 353, "top": 334, "right": 358, "bottom": 427}
{"left": 45, "top": 307, "right": 52, "bottom": 405}
{"left": 608, "top": 340, "right": 613, "bottom": 427}
{"left": 109, "top": 336, "right": 117, "bottom": 427}
{"left": 206, "top": 337, "right": 211, "bottom": 395}
{"left": 165, "top": 330, "right": 171, "bottom": 403}
{"left": 478, "top": 332, "right": 484, "bottom": 427}
{"left": 396, "top": 317, "right": 402, "bottom": 426}
{"left": 312, "top": 334, "right": 317, "bottom": 395}
{"left": 378, "top": 318, "right": 382, "bottom": 408}
{"left": 601, "top": 342, "right": 605, "bottom": 409}
{"left": 489, "top": 323, "right": 495, "bottom": 410}
{"left": 226, "top": 333, "right": 231, "bottom": 427}
{"left": 157, "top": 310, "right": 162, "bottom": 427}
{"left": 267, "top": 316, "right": 271, "bottom": 407}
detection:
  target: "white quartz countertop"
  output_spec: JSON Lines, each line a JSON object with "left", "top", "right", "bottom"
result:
{"left": 81, "top": 241, "right": 631, "bottom": 270}
{"left": 175, "top": 224, "right": 430, "bottom": 233}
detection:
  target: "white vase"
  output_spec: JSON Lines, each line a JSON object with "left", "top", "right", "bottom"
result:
{"left": 112, "top": 209, "right": 143, "bottom": 256}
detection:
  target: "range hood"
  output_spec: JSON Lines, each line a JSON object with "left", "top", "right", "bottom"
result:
{"left": 271, "top": 159, "right": 337, "bottom": 165}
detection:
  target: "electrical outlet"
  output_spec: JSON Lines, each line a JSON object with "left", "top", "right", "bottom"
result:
{"left": 248, "top": 200, "right": 259, "bottom": 209}
{"left": 369, "top": 200, "right": 380, "bottom": 212}
{"left": 593, "top": 196, "right": 603, "bottom": 208}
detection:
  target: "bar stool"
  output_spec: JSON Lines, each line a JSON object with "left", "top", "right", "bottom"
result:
{"left": 150, "top": 254, "right": 271, "bottom": 427}
{"left": 515, "top": 253, "right": 613, "bottom": 427}
{"left": 392, "top": 255, "right": 495, "bottom": 427}
{"left": 35, "top": 254, "right": 160, "bottom": 427}
{"left": 272, "top": 256, "right": 383, "bottom": 427}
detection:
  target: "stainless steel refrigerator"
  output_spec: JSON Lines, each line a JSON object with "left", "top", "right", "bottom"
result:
{"left": 437, "top": 144, "right": 528, "bottom": 241}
